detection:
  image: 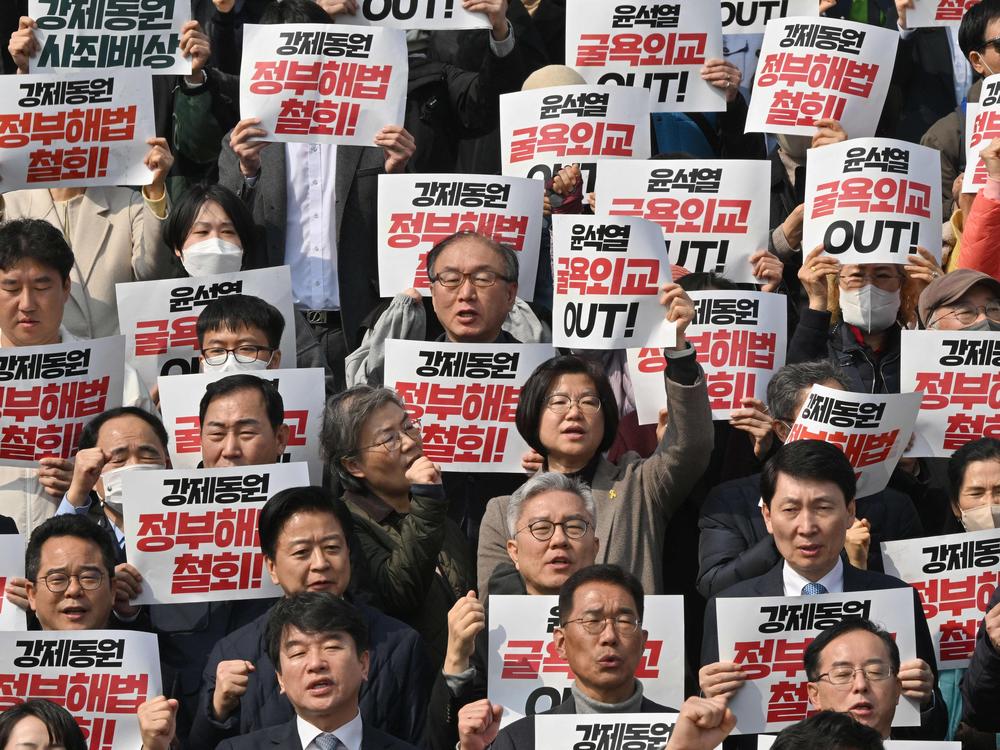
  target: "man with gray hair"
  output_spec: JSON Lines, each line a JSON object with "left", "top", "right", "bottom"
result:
{"left": 697, "top": 360, "right": 923, "bottom": 598}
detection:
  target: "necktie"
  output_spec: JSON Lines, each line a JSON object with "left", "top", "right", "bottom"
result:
{"left": 802, "top": 582, "right": 828, "bottom": 596}
{"left": 314, "top": 733, "right": 343, "bottom": 750}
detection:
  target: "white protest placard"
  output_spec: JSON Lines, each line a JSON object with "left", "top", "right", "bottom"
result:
{"left": 906, "top": 0, "right": 982, "bottom": 26}
{"left": 882, "top": 529, "right": 1000, "bottom": 670}
{"left": 596, "top": 159, "right": 771, "bottom": 283}
{"left": 376, "top": 174, "right": 543, "bottom": 299}
{"left": 717, "top": 588, "right": 918, "bottom": 734}
{"left": 124, "top": 462, "right": 309, "bottom": 605}
{"left": 488, "top": 595, "right": 685, "bottom": 726}
{"left": 746, "top": 17, "right": 897, "bottom": 137}
{"left": 536, "top": 714, "right": 679, "bottom": 749}
{"left": 157, "top": 368, "right": 325, "bottom": 482}
{"left": 0, "top": 629, "right": 161, "bottom": 750}
{"left": 963, "top": 76, "right": 1000, "bottom": 193}
{"left": 900, "top": 330, "right": 1000, "bottom": 457}
{"left": 240, "top": 24, "right": 408, "bottom": 147}
{"left": 29, "top": 0, "right": 191, "bottom": 73}
{"left": 344, "top": 0, "right": 490, "bottom": 29}
{"left": 500, "top": 85, "right": 651, "bottom": 195}
{"left": 804, "top": 138, "right": 942, "bottom": 265}
{"left": 115, "top": 267, "right": 297, "bottom": 392}
{"left": 786, "top": 384, "right": 921, "bottom": 498}
{"left": 722, "top": 0, "right": 817, "bottom": 34}
{"left": 566, "top": 0, "right": 725, "bottom": 113}
{"left": 0, "top": 71, "right": 154, "bottom": 192}
{"left": 0, "top": 336, "right": 125, "bottom": 468}
{"left": 551, "top": 215, "right": 674, "bottom": 350}
{"left": 0, "top": 535, "right": 26, "bottom": 631}
{"left": 384, "top": 341, "right": 554, "bottom": 472}
{"left": 628, "top": 291, "right": 787, "bottom": 423}
{"left": 760, "top": 739, "right": 961, "bottom": 749}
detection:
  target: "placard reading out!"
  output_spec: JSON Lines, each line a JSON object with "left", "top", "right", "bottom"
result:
{"left": 0, "top": 336, "right": 125, "bottom": 468}
{"left": 384, "top": 341, "right": 554, "bottom": 472}
{"left": 488, "top": 595, "right": 685, "bottom": 726}
{"left": 0, "top": 535, "right": 26, "bottom": 631}
{"left": 566, "top": 0, "right": 725, "bottom": 113}
{"left": 906, "top": 0, "right": 982, "bottom": 26}
{"left": 628, "top": 291, "right": 787, "bottom": 422}
{"left": 536, "top": 714, "right": 679, "bottom": 750}
{"left": 0, "top": 70, "right": 154, "bottom": 192}
{"left": 29, "top": 0, "right": 191, "bottom": 73}
{"left": 804, "top": 138, "right": 942, "bottom": 265}
{"left": 900, "top": 330, "right": 1000, "bottom": 457}
{"left": 240, "top": 23, "right": 407, "bottom": 147}
{"left": 124, "top": 463, "right": 309, "bottom": 605}
{"left": 346, "top": 0, "right": 490, "bottom": 29}
{"left": 552, "top": 215, "right": 674, "bottom": 349}
{"left": 717, "top": 588, "right": 918, "bottom": 734}
{"left": 963, "top": 75, "right": 1000, "bottom": 193}
{"left": 746, "top": 17, "right": 897, "bottom": 137}
{"left": 597, "top": 159, "right": 771, "bottom": 283}
{"left": 0, "top": 629, "right": 162, "bottom": 750}
{"left": 500, "top": 85, "right": 651, "bottom": 195}
{"left": 115, "top": 267, "right": 297, "bottom": 391}
{"left": 157, "top": 368, "right": 325, "bottom": 483}
{"left": 787, "top": 384, "right": 920, "bottom": 497}
{"left": 376, "top": 174, "right": 543, "bottom": 299}
{"left": 722, "top": 0, "right": 817, "bottom": 34}
{"left": 882, "top": 529, "right": 1000, "bottom": 669}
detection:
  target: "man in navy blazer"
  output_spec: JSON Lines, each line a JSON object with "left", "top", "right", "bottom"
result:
{"left": 699, "top": 440, "right": 948, "bottom": 745}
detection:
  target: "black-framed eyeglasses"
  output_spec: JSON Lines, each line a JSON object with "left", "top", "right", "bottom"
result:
{"left": 930, "top": 303, "right": 1000, "bottom": 328}
{"left": 360, "top": 421, "right": 422, "bottom": 454}
{"left": 430, "top": 270, "right": 513, "bottom": 289}
{"left": 979, "top": 35, "right": 1000, "bottom": 54}
{"left": 515, "top": 518, "right": 591, "bottom": 541}
{"left": 545, "top": 395, "right": 602, "bottom": 415}
{"left": 561, "top": 615, "right": 642, "bottom": 635}
{"left": 814, "top": 664, "right": 895, "bottom": 688}
{"left": 38, "top": 571, "right": 105, "bottom": 593}
{"left": 201, "top": 345, "right": 275, "bottom": 365}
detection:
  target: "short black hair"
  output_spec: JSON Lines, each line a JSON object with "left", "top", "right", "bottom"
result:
{"left": 0, "top": 219, "right": 74, "bottom": 282}
{"left": 198, "top": 374, "right": 284, "bottom": 430}
{"left": 196, "top": 294, "right": 286, "bottom": 350}
{"left": 0, "top": 699, "right": 87, "bottom": 750}
{"left": 947, "top": 437, "right": 1000, "bottom": 504}
{"left": 771, "top": 711, "right": 884, "bottom": 750}
{"left": 761, "top": 440, "right": 856, "bottom": 508}
{"left": 26, "top": 515, "right": 118, "bottom": 583}
{"left": 516, "top": 355, "right": 619, "bottom": 457}
{"left": 161, "top": 182, "right": 259, "bottom": 259}
{"left": 260, "top": 0, "right": 333, "bottom": 23}
{"left": 259, "top": 486, "right": 354, "bottom": 560}
{"left": 425, "top": 231, "right": 519, "bottom": 285}
{"left": 959, "top": 0, "right": 1000, "bottom": 59}
{"left": 676, "top": 272, "right": 738, "bottom": 292}
{"left": 78, "top": 406, "right": 169, "bottom": 455}
{"left": 804, "top": 618, "right": 900, "bottom": 683}
{"left": 558, "top": 564, "right": 644, "bottom": 625}
{"left": 266, "top": 592, "right": 369, "bottom": 669}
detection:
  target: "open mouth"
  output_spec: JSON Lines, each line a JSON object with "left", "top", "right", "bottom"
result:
{"left": 305, "top": 678, "right": 334, "bottom": 694}
{"left": 61, "top": 605, "right": 88, "bottom": 621}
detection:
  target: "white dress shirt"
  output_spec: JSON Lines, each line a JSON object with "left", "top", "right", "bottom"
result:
{"left": 296, "top": 710, "right": 363, "bottom": 750}
{"left": 781, "top": 557, "right": 845, "bottom": 596}
{"left": 285, "top": 142, "right": 340, "bottom": 311}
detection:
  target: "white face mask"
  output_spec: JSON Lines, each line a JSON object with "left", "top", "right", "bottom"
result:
{"left": 202, "top": 352, "right": 273, "bottom": 374}
{"left": 99, "top": 463, "right": 166, "bottom": 515}
{"left": 960, "top": 503, "right": 1000, "bottom": 531}
{"left": 181, "top": 237, "right": 244, "bottom": 278}
{"left": 839, "top": 285, "right": 901, "bottom": 333}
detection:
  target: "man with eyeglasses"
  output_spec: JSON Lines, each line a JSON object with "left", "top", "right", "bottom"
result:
{"left": 457, "top": 564, "right": 672, "bottom": 750}
{"left": 917, "top": 268, "right": 1000, "bottom": 331}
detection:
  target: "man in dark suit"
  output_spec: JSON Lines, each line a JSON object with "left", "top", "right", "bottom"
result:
{"left": 457, "top": 564, "right": 672, "bottom": 750}
{"left": 699, "top": 441, "right": 948, "bottom": 744}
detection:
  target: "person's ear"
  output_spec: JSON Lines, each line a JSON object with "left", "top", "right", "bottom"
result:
{"left": 342, "top": 456, "right": 365, "bottom": 481}
{"left": 504, "top": 281, "right": 518, "bottom": 311}
{"left": 761, "top": 501, "right": 774, "bottom": 535}
{"left": 274, "top": 423, "right": 290, "bottom": 457}
{"left": 506, "top": 539, "right": 519, "bottom": 567}
{"left": 846, "top": 498, "right": 857, "bottom": 525}
{"left": 360, "top": 649, "right": 370, "bottom": 681}
{"left": 807, "top": 680, "right": 821, "bottom": 709}
{"left": 271, "top": 349, "right": 282, "bottom": 369}
{"left": 553, "top": 627, "right": 566, "bottom": 659}
{"left": 265, "top": 555, "right": 280, "bottom": 586}
{"left": 61, "top": 276, "right": 71, "bottom": 303}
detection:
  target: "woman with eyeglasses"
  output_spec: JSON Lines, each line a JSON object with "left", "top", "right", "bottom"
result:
{"left": 322, "top": 384, "right": 472, "bottom": 669}
{"left": 476, "top": 286, "right": 714, "bottom": 597}
{"left": 788, "top": 245, "right": 944, "bottom": 393}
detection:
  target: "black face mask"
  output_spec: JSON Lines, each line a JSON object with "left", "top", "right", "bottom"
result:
{"left": 962, "top": 319, "right": 1000, "bottom": 332}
